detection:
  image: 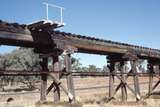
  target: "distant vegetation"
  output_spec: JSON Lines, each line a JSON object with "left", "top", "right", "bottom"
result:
{"left": 0, "top": 48, "right": 104, "bottom": 91}
{"left": 0, "top": 48, "right": 147, "bottom": 91}
{"left": 0, "top": 48, "right": 41, "bottom": 90}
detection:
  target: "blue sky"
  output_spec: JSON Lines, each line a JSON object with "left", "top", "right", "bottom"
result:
{"left": 0, "top": 0, "right": 160, "bottom": 67}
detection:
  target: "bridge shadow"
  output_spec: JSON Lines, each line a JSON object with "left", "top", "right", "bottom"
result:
{"left": 2, "top": 87, "right": 37, "bottom": 92}
{"left": 148, "top": 91, "right": 160, "bottom": 99}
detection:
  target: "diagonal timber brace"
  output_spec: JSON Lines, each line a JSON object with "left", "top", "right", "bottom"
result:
{"left": 107, "top": 54, "right": 141, "bottom": 103}
{"left": 147, "top": 62, "right": 160, "bottom": 97}
{"left": 39, "top": 50, "right": 76, "bottom": 103}
{"left": 48, "top": 73, "right": 74, "bottom": 101}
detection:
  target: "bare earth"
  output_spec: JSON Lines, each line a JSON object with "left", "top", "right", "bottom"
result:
{"left": 0, "top": 77, "right": 160, "bottom": 107}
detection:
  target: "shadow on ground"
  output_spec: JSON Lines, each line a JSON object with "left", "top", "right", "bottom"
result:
{"left": 35, "top": 101, "right": 83, "bottom": 107}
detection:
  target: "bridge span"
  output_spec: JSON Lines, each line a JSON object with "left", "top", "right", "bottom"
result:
{"left": 0, "top": 20, "right": 159, "bottom": 104}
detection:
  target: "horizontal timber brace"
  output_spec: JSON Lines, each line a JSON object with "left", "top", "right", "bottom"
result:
{"left": 0, "top": 70, "right": 160, "bottom": 76}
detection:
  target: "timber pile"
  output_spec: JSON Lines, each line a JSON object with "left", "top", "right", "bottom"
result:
{"left": 0, "top": 20, "right": 159, "bottom": 103}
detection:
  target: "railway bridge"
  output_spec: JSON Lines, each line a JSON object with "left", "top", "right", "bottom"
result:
{"left": 0, "top": 20, "right": 159, "bottom": 104}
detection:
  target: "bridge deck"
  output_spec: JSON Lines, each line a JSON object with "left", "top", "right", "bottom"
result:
{"left": 0, "top": 20, "right": 160, "bottom": 60}
{"left": 0, "top": 20, "right": 159, "bottom": 103}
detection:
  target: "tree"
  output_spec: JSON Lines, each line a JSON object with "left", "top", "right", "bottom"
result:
{"left": 0, "top": 48, "right": 41, "bottom": 90}
{"left": 88, "top": 65, "right": 97, "bottom": 72}
{"left": 71, "top": 57, "right": 82, "bottom": 72}
{"left": 81, "top": 67, "right": 88, "bottom": 72}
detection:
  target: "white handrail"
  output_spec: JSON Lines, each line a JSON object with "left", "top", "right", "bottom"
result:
{"left": 43, "top": 2, "right": 65, "bottom": 25}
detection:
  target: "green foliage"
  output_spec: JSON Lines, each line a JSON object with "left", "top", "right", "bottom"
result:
{"left": 88, "top": 65, "right": 97, "bottom": 72}
{"left": 0, "top": 48, "right": 105, "bottom": 90}
{"left": 0, "top": 48, "right": 41, "bottom": 90}
{"left": 71, "top": 57, "right": 82, "bottom": 72}
{"left": 88, "top": 65, "right": 102, "bottom": 72}
{"left": 70, "top": 58, "right": 103, "bottom": 72}
{"left": 81, "top": 67, "right": 88, "bottom": 72}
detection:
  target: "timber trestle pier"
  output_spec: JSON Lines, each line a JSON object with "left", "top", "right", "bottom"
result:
{"left": 0, "top": 20, "right": 160, "bottom": 104}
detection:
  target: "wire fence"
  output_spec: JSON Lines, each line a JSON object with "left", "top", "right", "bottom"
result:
{"left": 0, "top": 80, "right": 153, "bottom": 96}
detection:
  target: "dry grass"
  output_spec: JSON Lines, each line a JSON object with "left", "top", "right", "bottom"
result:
{"left": 0, "top": 77, "right": 160, "bottom": 107}
{"left": 35, "top": 101, "right": 83, "bottom": 107}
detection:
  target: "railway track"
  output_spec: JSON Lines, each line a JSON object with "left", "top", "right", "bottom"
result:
{"left": 52, "top": 30, "right": 160, "bottom": 56}
{"left": 0, "top": 20, "right": 160, "bottom": 60}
